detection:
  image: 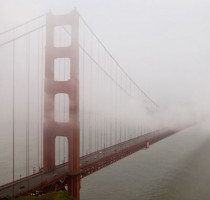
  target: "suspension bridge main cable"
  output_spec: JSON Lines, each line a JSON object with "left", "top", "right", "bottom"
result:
{"left": 79, "top": 46, "right": 130, "bottom": 96}
{"left": 0, "top": 25, "right": 46, "bottom": 48}
{"left": 79, "top": 14, "right": 158, "bottom": 109}
{"left": 62, "top": 23, "right": 156, "bottom": 110}
{"left": 0, "top": 14, "right": 46, "bottom": 36}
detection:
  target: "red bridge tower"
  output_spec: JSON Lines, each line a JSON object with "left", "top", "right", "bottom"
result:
{"left": 43, "top": 10, "right": 80, "bottom": 199}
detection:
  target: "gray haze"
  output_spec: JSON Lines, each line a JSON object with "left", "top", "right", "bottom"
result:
{"left": 1, "top": 0, "right": 210, "bottom": 118}
{"left": 0, "top": 0, "right": 210, "bottom": 196}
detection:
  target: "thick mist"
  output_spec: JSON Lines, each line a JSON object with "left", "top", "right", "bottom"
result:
{"left": 1, "top": 0, "right": 210, "bottom": 126}
{"left": 0, "top": 0, "right": 210, "bottom": 188}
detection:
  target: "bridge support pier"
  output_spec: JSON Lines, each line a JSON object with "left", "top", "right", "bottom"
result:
{"left": 43, "top": 10, "right": 80, "bottom": 200}
{"left": 68, "top": 175, "right": 80, "bottom": 199}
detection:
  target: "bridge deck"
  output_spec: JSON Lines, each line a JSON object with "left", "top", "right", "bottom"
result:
{"left": 0, "top": 129, "right": 179, "bottom": 198}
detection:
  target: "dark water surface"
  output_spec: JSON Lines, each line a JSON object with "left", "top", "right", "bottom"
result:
{"left": 81, "top": 121, "right": 210, "bottom": 200}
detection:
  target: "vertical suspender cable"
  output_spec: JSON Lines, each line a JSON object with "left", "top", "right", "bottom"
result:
{"left": 27, "top": 33, "right": 30, "bottom": 183}
{"left": 97, "top": 42, "right": 100, "bottom": 150}
{"left": 94, "top": 64, "right": 97, "bottom": 151}
{"left": 115, "top": 65, "right": 117, "bottom": 145}
{"left": 25, "top": 30, "right": 30, "bottom": 189}
{"left": 129, "top": 81, "right": 131, "bottom": 139}
{"left": 37, "top": 28, "right": 40, "bottom": 170}
{"left": 82, "top": 25, "right": 85, "bottom": 156}
{"left": 12, "top": 35, "right": 15, "bottom": 197}
{"left": 40, "top": 25, "right": 44, "bottom": 169}
{"left": 119, "top": 71, "right": 122, "bottom": 143}
{"left": 109, "top": 58, "right": 112, "bottom": 146}
{"left": 58, "top": 55, "right": 61, "bottom": 164}
{"left": 58, "top": 30, "right": 62, "bottom": 164}
{"left": 28, "top": 35, "right": 30, "bottom": 178}
{"left": 63, "top": 51, "right": 66, "bottom": 163}
{"left": 94, "top": 46, "right": 97, "bottom": 151}
{"left": 89, "top": 33, "right": 93, "bottom": 153}
{"left": 25, "top": 33, "right": 28, "bottom": 178}
{"left": 40, "top": 23, "right": 45, "bottom": 184}
{"left": 125, "top": 77, "right": 127, "bottom": 141}
{"left": 103, "top": 51, "right": 106, "bottom": 151}
{"left": 25, "top": 33, "right": 28, "bottom": 179}
{"left": 63, "top": 27, "right": 67, "bottom": 162}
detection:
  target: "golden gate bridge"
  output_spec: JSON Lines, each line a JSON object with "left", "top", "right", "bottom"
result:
{"left": 0, "top": 9, "right": 182, "bottom": 200}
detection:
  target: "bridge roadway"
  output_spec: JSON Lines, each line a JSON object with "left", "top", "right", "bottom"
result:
{"left": 0, "top": 128, "right": 179, "bottom": 198}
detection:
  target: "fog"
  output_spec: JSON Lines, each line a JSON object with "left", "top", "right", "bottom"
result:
{"left": 1, "top": 0, "right": 210, "bottom": 123}
{"left": 0, "top": 0, "right": 210, "bottom": 185}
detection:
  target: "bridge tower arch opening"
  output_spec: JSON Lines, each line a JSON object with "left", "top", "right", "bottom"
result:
{"left": 55, "top": 136, "right": 69, "bottom": 166}
{"left": 43, "top": 10, "right": 80, "bottom": 199}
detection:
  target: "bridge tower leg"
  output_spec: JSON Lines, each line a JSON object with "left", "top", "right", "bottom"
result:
{"left": 43, "top": 10, "right": 80, "bottom": 199}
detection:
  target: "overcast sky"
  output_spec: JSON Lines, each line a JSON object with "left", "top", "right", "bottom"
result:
{"left": 1, "top": 0, "right": 210, "bottom": 118}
